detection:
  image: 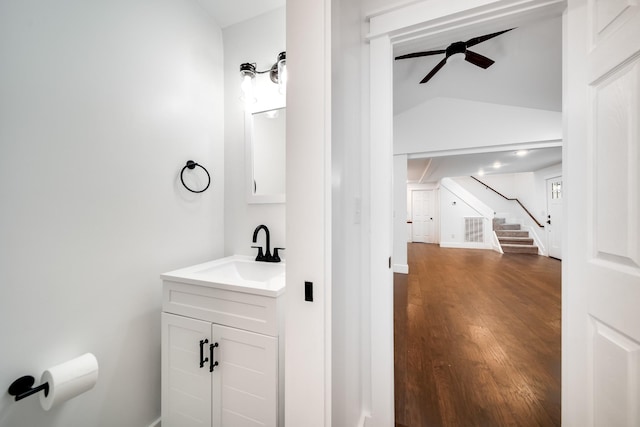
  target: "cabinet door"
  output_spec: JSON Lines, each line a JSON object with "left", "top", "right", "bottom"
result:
{"left": 162, "top": 313, "right": 213, "bottom": 427}
{"left": 212, "top": 324, "right": 278, "bottom": 427}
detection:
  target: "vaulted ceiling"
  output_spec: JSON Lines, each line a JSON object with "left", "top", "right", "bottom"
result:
{"left": 394, "top": 15, "right": 562, "bottom": 115}
{"left": 395, "top": 15, "right": 563, "bottom": 183}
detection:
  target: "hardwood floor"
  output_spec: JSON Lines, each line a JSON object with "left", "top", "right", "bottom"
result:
{"left": 394, "top": 243, "right": 561, "bottom": 427}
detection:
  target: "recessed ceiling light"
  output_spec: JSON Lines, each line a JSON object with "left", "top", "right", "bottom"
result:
{"left": 493, "top": 162, "right": 501, "bottom": 169}
{"left": 516, "top": 150, "right": 528, "bottom": 157}
{"left": 478, "top": 170, "right": 485, "bottom": 176}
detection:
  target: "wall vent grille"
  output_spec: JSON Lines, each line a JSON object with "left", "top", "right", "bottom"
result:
{"left": 465, "top": 217, "right": 484, "bottom": 243}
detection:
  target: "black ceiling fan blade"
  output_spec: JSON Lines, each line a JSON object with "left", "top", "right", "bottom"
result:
{"left": 395, "top": 49, "right": 446, "bottom": 60}
{"left": 464, "top": 50, "right": 495, "bottom": 69}
{"left": 420, "top": 58, "right": 447, "bottom": 84}
{"left": 465, "top": 28, "right": 514, "bottom": 48}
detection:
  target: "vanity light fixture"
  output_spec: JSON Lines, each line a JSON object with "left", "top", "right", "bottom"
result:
{"left": 239, "top": 51, "right": 287, "bottom": 104}
{"left": 275, "top": 51, "right": 287, "bottom": 94}
{"left": 240, "top": 63, "right": 257, "bottom": 105}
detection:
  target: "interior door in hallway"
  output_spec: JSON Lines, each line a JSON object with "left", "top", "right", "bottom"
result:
{"left": 565, "top": 0, "right": 640, "bottom": 425}
{"left": 546, "top": 176, "right": 562, "bottom": 259}
{"left": 411, "top": 190, "right": 435, "bottom": 243}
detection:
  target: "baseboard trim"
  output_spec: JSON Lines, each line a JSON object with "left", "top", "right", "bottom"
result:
{"left": 440, "top": 242, "right": 491, "bottom": 250}
{"left": 393, "top": 263, "right": 409, "bottom": 274}
{"left": 148, "top": 417, "right": 161, "bottom": 427}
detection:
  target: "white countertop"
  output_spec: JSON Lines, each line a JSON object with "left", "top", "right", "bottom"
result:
{"left": 161, "top": 255, "right": 286, "bottom": 297}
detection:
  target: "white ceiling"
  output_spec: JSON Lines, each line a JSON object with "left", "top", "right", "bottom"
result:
{"left": 393, "top": 15, "right": 562, "bottom": 115}
{"left": 196, "top": 0, "right": 285, "bottom": 28}
{"left": 407, "top": 147, "right": 562, "bottom": 183}
{"left": 396, "top": 15, "right": 563, "bottom": 183}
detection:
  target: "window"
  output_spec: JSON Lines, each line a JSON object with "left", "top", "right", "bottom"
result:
{"left": 551, "top": 181, "right": 562, "bottom": 199}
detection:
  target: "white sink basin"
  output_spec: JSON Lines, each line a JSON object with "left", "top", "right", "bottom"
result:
{"left": 161, "top": 255, "right": 285, "bottom": 297}
{"left": 195, "top": 257, "right": 284, "bottom": 282}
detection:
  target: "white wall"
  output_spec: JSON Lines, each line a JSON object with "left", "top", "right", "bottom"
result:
{"left": 439, "top": 181, "right": 493, "bottom": 249}
{"left": 286, "top": 0, "right": 332, "bottom": 423}
{"left": 331, "top": 0, "right": 367, "bottom": 424}
{"left": 223, "top": 8, "right": 286, "bottom": 258}
{"left": 394, "top": 97, "right": 562, "bottom": 155}
{"left": 454, "top": 171, "right": 552, "bottom": 225}
{"left": 0, "top": 1, "right": 224, "bottom": 426}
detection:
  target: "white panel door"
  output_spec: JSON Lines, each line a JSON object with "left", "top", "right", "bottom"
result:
{"left": 411, "top": 190, "right": 435, "bottom": 243}
{"left": 546, "top": 176, "right": 563, "bottom": 259}
{"left": 565, "top": 1, "right": 640, "bottom": 426}
{"left": 162, "top": 313, "right": 212, "bottom": 427}
{"left": 212, "top": 324, "right": 278, "bottom": 427}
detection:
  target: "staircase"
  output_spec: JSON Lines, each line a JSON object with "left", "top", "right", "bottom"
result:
{"left": 493, "top": 218, "right": 539, "bottom": 255}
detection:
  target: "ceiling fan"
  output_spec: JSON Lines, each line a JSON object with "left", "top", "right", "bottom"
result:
{"left": 395, "top": 28, "right": 515, "bottom": 84}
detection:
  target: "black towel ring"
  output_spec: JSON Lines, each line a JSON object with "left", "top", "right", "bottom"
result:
{"left": 180, "top": 160, "right": 210, "bottom": 193}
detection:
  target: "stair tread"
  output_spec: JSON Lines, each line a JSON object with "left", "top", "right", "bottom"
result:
{"left": 501, "top": 243, "right": 539, "bottom": 255}
{"left": 494, "top": 224, "right": 521, "bottom": 230}
{"left": 496, "top": 231, "right": 529, "bottom": 236}
{"left": 499, "top": 237, "right": 533, "bottom": 242}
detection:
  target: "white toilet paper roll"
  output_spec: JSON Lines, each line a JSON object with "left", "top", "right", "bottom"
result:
{"left": 39, "top": 353, "right": 99, "bottom": 411}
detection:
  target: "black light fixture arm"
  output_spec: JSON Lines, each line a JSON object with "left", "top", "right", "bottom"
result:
{"left": 239, "top": 52, "right": 286, "bottom": 83}
{"left": 240, "top": 61, "right": 273, "bottom": 75}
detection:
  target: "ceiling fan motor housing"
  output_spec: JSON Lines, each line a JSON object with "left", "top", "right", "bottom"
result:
{"left": 446, "top": 41, "right": 467, "bottom": 58}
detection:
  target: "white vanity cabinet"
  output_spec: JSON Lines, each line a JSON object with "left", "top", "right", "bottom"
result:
{"left": 160, "top": 257, "right": 284, "bottom": 427}
{"left": 161, "top": 313, "right": 278, "bottom": 427}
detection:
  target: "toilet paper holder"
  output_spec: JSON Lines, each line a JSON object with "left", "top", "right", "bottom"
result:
{"left": 8, "top": 375, "right": 49, "bottom": 401}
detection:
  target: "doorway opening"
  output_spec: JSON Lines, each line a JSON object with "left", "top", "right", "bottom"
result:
{"left": 391, "top": 13, "right": 563, "bottom": 426}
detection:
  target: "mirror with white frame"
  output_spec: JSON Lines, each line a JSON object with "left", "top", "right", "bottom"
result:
{"left": 246, "top": 107, "right": 286, "bottom": 203}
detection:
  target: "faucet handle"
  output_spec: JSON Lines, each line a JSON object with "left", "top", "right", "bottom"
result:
{"left": 273, "top": 247, "right": 285, "bottom": 263}
{"left": 251, "top": 245, "right": 265, "bottom": 261}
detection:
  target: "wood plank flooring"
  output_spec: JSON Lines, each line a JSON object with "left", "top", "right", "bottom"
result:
{"left": 394, "top": 243, "right": 561, "bottom": 427}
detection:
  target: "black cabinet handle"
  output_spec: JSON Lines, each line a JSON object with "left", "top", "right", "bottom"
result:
{"left": 199, "top": 339, "right": 209, "bottom": 368}
{"left": 209, "top": 342, "right": 219, "bottom": 372}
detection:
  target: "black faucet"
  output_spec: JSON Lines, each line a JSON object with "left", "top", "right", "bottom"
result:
{"left": 252, "top": 224, "right": 284, "bottom": 262}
